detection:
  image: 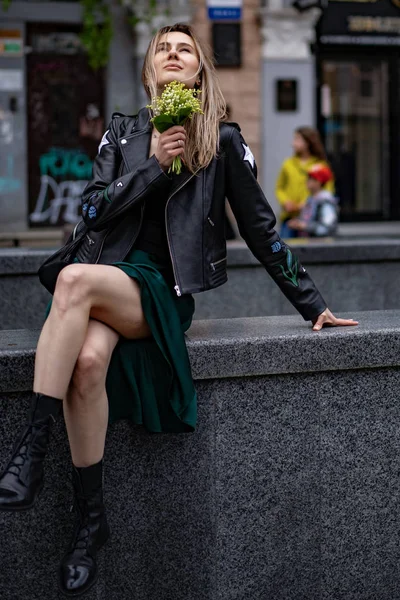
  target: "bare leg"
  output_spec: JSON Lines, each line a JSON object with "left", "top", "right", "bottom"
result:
{"left": 33, "top": 263, "right": 151, "bottom": 466}
{"left": 64, "top": 319, "right": 119, "bottom": 468}
{"left": 33, "top": 263, "right": 150, "bottom": 400}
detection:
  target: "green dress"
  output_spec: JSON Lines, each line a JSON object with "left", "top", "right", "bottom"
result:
{"left": 46, "top": 219, "right": 197, "bottom": 434}
{"left": 105, "top": 248, "right": 197, "bottom": 433}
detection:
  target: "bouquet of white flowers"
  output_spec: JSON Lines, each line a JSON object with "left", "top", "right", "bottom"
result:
{"left": 147, "top": 80, "right": 203, "bottom": 174}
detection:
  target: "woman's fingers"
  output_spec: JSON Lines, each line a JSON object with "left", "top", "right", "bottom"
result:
{"left": 154, "top": 128, "right": 186, "bottom": 169}
{"left": 163, "top": 133, "right": 186, "bottom": 144}
{"left": 312, "top": 309, "right": 359, "bottom": 332}
{"left": 164, "top": 139, "right": 185, "bottom": 150}
{"left": 332, "top": 318, "right": 358, "bottom": 327}
{"left": 163, "top": 125, "right": 186, "bottom": 135}
{"left": 160, "top": 128, "right": 186, "bottom": 143}
{"left": 160, "top": 130, "right": 186, "bottom": 155}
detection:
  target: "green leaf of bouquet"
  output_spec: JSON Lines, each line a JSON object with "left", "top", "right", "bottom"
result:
{"left": 177, "top": 107, "right": 192, "bottom": 120}
{"left": 152, "top": 114, "right": 176, "bottom": 133}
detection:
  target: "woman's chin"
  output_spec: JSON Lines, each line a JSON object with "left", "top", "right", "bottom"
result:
{"left": 159, "top": 73, "right": 194, "bottom": 89}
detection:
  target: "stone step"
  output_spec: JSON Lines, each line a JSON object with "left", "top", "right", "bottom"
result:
{"left": 0, "top": 229, "right": 64, "bottom": 248}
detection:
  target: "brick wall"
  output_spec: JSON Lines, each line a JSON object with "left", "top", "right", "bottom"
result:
{"left": 191, "top": 0, "right": 262, "bottom": 168}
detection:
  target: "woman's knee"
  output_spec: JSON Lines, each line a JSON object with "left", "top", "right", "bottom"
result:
{"left": 53, "top": 265, "right": 90, "bottom": 313}
{"left": 71, "top": 345, "right": 110, "bottom": 397}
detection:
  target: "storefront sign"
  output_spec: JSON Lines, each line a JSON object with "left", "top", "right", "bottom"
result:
{"left": 319, "top": 0, "right": 400, "bottom": 45}
{"left": 207, "top": 0, "right": 242, "bottom": 20}
{"left": 0, "top": 30, "right": 23, "bottom": 57}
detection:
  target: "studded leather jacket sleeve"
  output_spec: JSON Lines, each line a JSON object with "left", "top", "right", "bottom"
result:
{"left": 225, "top": 127, "right": 327, "bottom": 321}
{"left": 81, "top": 118, "right": 172, "bottom": 232}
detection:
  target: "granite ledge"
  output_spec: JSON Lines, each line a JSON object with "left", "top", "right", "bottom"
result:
{"left": 0, "top": 248, "right": 52, "bottom": 275}
{"left": 226, "top": 239, "right": 400, "bottom": 266}
{"left": 0, "top": 311, "right": 399, "bottom": 392}
{"left": 1, "top": 239, "right": 400, "bottom": 275}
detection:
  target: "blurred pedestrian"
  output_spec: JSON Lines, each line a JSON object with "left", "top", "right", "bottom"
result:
{"left": 288, "top": 163, "right": 338, "bottom": 237}
{"left": 276, "top": 126, "right": 334, "bottom": 238}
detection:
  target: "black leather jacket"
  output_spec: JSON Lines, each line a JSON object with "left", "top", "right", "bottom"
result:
{"left": 79, "top": 107, "right": 326, "bottom": 321}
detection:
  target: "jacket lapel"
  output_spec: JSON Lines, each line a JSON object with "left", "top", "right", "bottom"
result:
{"left": 118, "top": 108, "right": 151, "bottom": 172}
{"left": 168, "top": 169, "right": 197, "bottom": 199}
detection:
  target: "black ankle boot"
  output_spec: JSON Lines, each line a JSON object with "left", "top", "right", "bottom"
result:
{"left": 0, "top": 392, "right": 62, "bottom": 511}
{"left": 59, "top": 460, "right": 109, "bottom": 597}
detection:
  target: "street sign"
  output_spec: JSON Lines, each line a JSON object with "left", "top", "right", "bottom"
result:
{"left": 207, "top": 0, "right": 242, "bottom": 20}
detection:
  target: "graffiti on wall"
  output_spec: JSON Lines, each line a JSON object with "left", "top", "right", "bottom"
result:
{"left": 0, "top": 108, "right": 22, "bottom": 195}
{"left": 30, "top": 147, "right": 92, "bottom": 224}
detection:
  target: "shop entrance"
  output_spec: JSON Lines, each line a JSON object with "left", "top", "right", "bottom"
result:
{"left": 316, "top": 0, "right": 400, "bottom": 222}
{"left": 26, "top": 24, "right": 105, "bottom": 227}
{"left": 318, "top": 52, "right": 397, "bottom": 221}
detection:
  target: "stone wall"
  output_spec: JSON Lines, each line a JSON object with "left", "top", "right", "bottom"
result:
{"left": 1, "top": 311, "right": 400, "bottom": 599}
{"left": 1, "top": 239, "right": 400, "bottom": 329}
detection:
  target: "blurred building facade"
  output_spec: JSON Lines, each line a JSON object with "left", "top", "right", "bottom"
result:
{"left": 0, "top": 0, "right": 399, "bottom": 232}
{"left": 261, "top": 0, "right": 400, "bottom": 223}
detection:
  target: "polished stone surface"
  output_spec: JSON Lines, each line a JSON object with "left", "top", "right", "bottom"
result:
{"left": 1, "top": 311, "right": 399, "bottom": 391}
{"left": 2, "top": 240, "right": 400, "bottom": 328}
{"left": 1, "top": 313, "right": 400, "bottom": 599}
{"left": 319, "top": 369, "right": 400, "bottom": 600}
{"left": 0, "top": 248, "right": 51, "bottom": 275}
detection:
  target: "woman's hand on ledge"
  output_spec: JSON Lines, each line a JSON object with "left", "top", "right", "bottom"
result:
{"left": 312, "top": 308, "right": 358, "bottom": 332}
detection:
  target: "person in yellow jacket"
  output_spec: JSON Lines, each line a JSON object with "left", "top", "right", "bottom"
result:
{"left": 276, "top": 126, "right": 334, "bottom": 238}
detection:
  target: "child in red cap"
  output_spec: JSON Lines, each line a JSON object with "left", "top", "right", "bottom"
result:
{"left": 288, "top": 163, "right": 338, "bottom": 237}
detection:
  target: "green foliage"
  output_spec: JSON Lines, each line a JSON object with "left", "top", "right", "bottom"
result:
{"left": 80, "top": 0, "right": 113, "bottom": 71}
{"left": 2, "top": 0, "right": 167, "bottom": 71}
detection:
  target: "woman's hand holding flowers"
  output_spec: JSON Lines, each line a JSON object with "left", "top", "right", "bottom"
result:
{"left": 155, "top": 126, "right": 186, "bottom": 172}
{"left": 148, "top": 80, "right": 203, "bottom": 174}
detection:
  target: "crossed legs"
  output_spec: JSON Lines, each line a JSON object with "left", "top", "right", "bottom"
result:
{"left": 34, "top": 263, "right": 151, "bottom": 466}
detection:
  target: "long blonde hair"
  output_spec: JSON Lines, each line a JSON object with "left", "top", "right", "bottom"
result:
{"left": 142, "top": 23, "right": 227, "bottom": 173}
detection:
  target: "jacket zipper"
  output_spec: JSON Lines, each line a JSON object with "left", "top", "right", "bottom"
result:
{"left": 210, "top": 256, "right": 227, "bottom": 271}
{"left": 72, "top": 222, "right": 81, "bottom": 240}
{"left": 165, "top": 172, "right": 197, "bottom": 296}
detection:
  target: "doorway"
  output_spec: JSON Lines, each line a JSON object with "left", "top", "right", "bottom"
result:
{"left": 26, "top": 25, "right": 105, "bottom": 227}
{"left": 317, "top": 51, "right": 396, "bottom": 221}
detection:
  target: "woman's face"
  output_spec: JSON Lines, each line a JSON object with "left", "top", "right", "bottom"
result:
{"left": 292, "top": 132, "right": 309, "bottom": 155}
{"left": 154, "top": 31, "right": 200, "bottom": 92}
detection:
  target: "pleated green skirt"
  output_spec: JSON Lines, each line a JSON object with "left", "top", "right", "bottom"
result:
{"left": 105, "top": 249, "right": 197, "bottom": 433}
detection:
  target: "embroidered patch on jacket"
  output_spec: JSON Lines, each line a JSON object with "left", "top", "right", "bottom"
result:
{"left": 88, "top": 206, "right": 97, "bottom": 219}
{"left": 242, "top": 143, "right": 255, "bottom": 169}
{"left": 98, "top": 130, "right": 110, "bottom": 154}
{"left": 278, "top": 248, "right": 299, "bottom": 287}
{"left": 271, "top": 241, "right": 282, "bottom": 254}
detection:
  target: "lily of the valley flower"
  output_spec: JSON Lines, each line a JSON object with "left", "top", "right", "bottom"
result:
{"left": 147, "top": 80, "right": 203, "bottom": 174}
